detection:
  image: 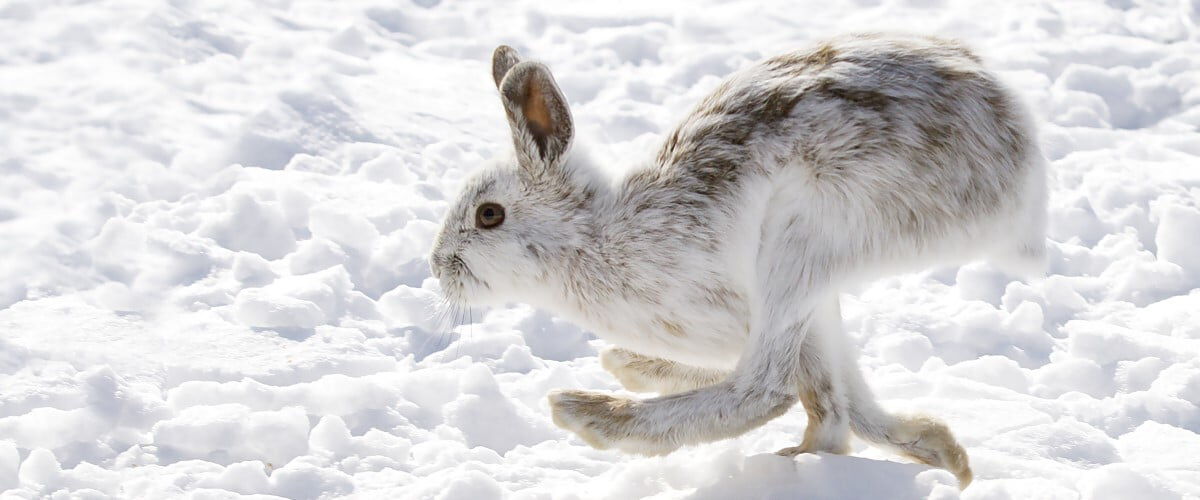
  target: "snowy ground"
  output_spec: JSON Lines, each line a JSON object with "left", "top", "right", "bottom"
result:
{"left": 2, "top": 0, "right": 1200, "bottom": 498}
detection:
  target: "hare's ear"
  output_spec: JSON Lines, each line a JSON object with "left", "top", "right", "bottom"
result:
{"left": 497, "top": 60, "right": 574, "bottom": 168}
{"left": 492, "top": 45, "right": 522, "bottom": 88}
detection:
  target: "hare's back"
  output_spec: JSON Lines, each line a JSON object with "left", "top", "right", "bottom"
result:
{"left": 662, "top": 33, "right": 1036, "bottom": 210}
{"left": 655, "top": 34, "right": 1043, "bottom": 276}
{"left": 779, "top": 35, "right": 1034, "bottom": 181}
{"left": 777, "top": 34, "right": 1043, "bottom": 273}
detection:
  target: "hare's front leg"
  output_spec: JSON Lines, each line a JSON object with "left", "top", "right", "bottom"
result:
{"left": 548, "top": 227, "right": 832, "bottom": 455}
{"left": 599, "top": 347, "right": 729, "bottom": 395}
{"left": 548, "top": 321, "right": 804, "bottom": 455}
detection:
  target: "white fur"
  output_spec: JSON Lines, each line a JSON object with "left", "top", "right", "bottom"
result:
{"left": 429, "top": 34, "right": 1046, "bottom": 488}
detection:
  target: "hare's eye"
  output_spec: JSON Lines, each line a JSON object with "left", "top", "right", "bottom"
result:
{"left": 476, "top": 202, "right": 505, "bottom": 229}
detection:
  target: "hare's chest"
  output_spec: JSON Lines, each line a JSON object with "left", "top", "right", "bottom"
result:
{"left": 580, "top": 280, "right": 753, "bottom": 370}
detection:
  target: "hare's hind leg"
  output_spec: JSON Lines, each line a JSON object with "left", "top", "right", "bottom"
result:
{"left": 600, "top": 347, "right": 729, "bottom": 395}
{"left": 777, "top": 297, "right": 972, "bottom": 487}
{"left": 776, "top": 296, "right": 851, "bottom": 456}
{"left": 839, "top": 331, "right": 973, "bottom": 487}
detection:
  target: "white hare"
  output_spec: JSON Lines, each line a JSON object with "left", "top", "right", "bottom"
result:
{"left": 429, "top": 33, "right": 1047, "bottom": 488}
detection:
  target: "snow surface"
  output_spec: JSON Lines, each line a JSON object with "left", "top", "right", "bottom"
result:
{"left": 2, "top": 0, "right": 1200, "bottom": 498}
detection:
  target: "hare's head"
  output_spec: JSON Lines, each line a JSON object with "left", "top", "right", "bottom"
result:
{"left": 430, "top": 46, "right": 602, "bottom": 305}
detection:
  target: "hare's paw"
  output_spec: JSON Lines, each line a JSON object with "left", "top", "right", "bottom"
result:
{"left": 775, "top": 444, "right": 826, "bottom": 457}
{"left": 547, "top": 389, "right": 630, "bottom": 450}
{"left": 774, "top": 445, "right": 808, "bottom": 457}
{"left": 890, "top": 415, "right": 974, "bottom": 488}
{"left": 774, "top": 435, "right": 850, "bottom": 457}
{"left": 598, "top": 348, "right": 654, "bottom": 392}
{"left": 547, "top": 389, "right": 678, "bottom": 455}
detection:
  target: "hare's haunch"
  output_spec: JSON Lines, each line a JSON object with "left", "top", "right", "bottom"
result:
{"left": 430, "top": 33, "right": 1048, "bottom": 489}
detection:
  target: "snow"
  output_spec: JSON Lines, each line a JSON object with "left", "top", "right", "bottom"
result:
{"left": 1, "top": 0, "right": 1199, "bottom": 498}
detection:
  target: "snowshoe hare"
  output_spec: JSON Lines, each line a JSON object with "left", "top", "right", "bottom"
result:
{"left": 430, "top": 33, "right": 1047, "bottom": 488}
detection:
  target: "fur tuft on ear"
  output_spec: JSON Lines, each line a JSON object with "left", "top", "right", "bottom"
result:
{"left": 491, "top": 45, "right": 522, "bottom": 89}
{"left": 498, "top": 60, "right": 574, "bottom": 167}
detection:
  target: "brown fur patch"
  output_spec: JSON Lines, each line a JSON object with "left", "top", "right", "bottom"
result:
{"left": 655, "top": 318, "right": 687, "bottom": 337}
{"left": 647, "top": 43, "right": 848, "bottom": 208}
{"left": 764, "top": 42, "right": 839, "bottom": 75}
{"left": 811, "top": 77, "right": 892, "bottom": 112}
{"left": 523, "top": 78, "right": 553, "bottom": 146}
{"left": 797, "top": 379, "right": 847, "bottom": 453}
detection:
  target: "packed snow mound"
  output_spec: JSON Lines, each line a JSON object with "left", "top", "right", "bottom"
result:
{"left": 2, "top": 0, "right": 1200, "bottom": 498}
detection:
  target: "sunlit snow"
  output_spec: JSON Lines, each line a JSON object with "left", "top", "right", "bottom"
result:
{"left": 1, "top": 1, "right": 1199, "bottom": 498}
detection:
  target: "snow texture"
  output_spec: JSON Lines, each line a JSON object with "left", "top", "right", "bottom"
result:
{"left": 1, "top": 0, "right": 1200, "bottom": 499}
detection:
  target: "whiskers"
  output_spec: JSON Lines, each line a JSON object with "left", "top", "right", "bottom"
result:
{"left": 419, "top": 287, "right": 478, "bottom": 363}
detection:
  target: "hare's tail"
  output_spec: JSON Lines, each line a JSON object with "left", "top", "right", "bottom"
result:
{"left": 987, "top": 153, "right": 1049, "bottom": 280}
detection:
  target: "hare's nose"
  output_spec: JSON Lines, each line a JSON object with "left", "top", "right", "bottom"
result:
{"left": 429, "top": 251, "right": 455, "bottom": 280}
